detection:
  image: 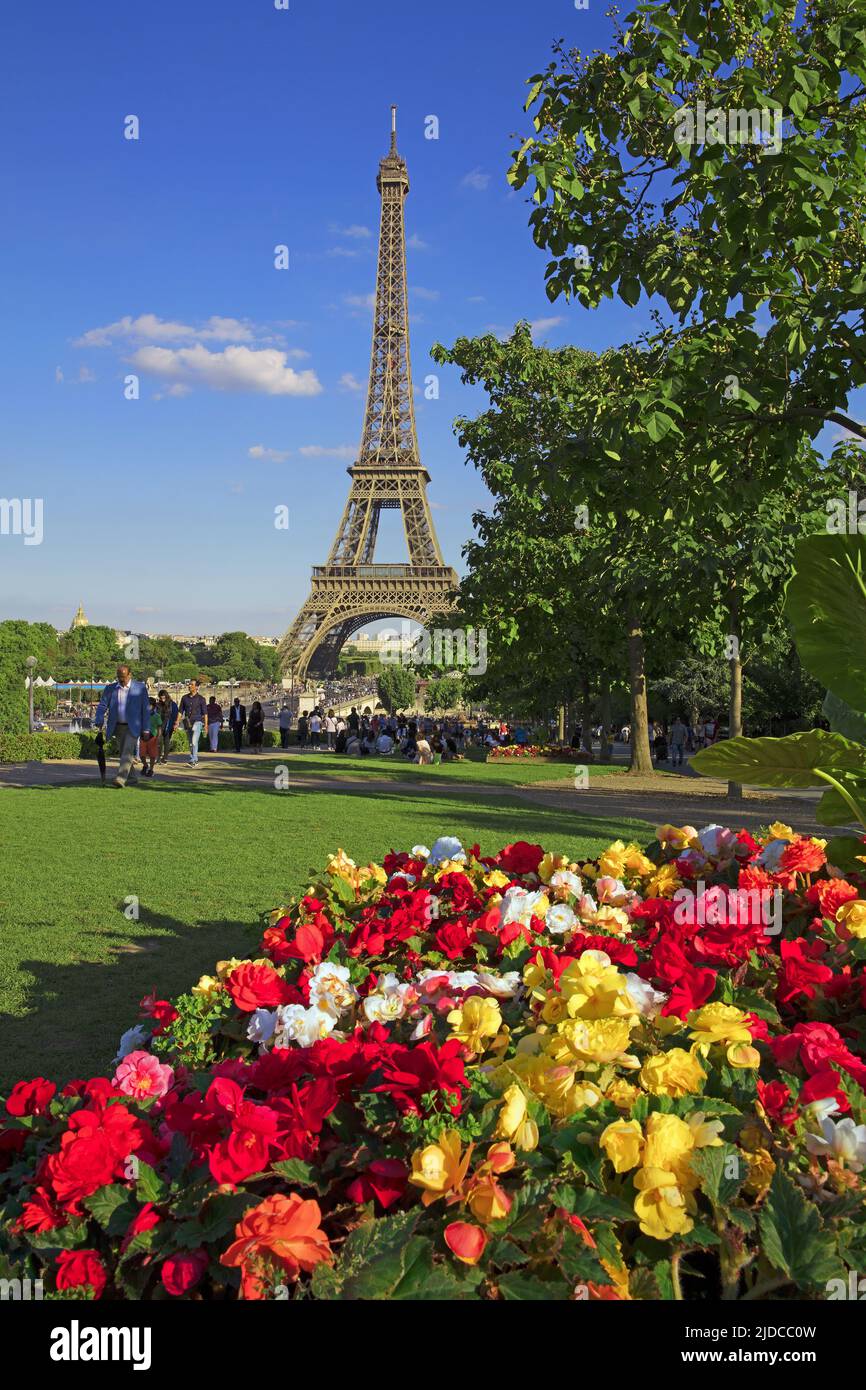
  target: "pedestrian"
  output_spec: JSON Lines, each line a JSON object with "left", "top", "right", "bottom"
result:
{"left": 297, "top": 712, "right": 309, "bottom": 746}
{"left": 325, "top": 710, "right": 337, "bottom": 750}
{"left": 157, "top": 688, "right": 178, "bottom": 763}
{"left": 93, "top": 663, "right": 151, "bottom": 788}
{"left": 139, "top": 699, "right": 161, "bottom": 777}
{"left": 309, "top": 710, "right": 322, "bottom": 750}
{"left": 206, "top": 696, "right": 223, "bottom": 752}
{"left": 279, "top": 703, "right": 293, "bottom": 749}
{"left": 248, "top": 700, "right": 265, "bottom": 753}
{"left": 669, "top": 716, "right": 687, "bottom": 767}
{"left": 229, "top": 697, "right": 246, "bottom": 753}
{"left": 179, "top": 679, "right": 208, "bottom": 767}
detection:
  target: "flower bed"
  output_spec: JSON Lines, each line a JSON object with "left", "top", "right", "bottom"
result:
{"left": 486, "top": 744, "right": 592, "bottom": 763}
{"left": 2, "top": 823, "right": 866, "bottom": 1301}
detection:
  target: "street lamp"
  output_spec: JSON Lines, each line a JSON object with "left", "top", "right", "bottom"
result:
{"left": 25, "top": 656, "right": 37, "bottom": 732}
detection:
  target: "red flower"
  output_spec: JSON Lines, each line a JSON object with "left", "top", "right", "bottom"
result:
{"left": 18, "top": 1187, "right": 65, "bottom": 1233}
{"left": 434, "top": 919, "right": 474, "bottom": 959}
{"left": 346, "top": 1158, "right": 409, "bottom": 1210}
{"left": 225, "top": 963, "right": 296, "bottom": 1013}
{"left": 56, "top": 1249, "right": 107, "bottom": 1299}
{"left": 757, "top": 1080, "right": 798, "bottom": 1130}
{"left": 121, "top": 1203, "right": 162, "bottom": 1253}
{"left": 438, "top": 873, "right": 478, "bottom": 911}
{"left": 6, "top": 1078, "right": 56, "bottom": 1117}
{"left": 161, "top": 1248, "right": 209, "bottom": 1296}
{"left": 805, "top": 879, "right": 859, "bottom": 921}
{"left": 444, "top": 1221, "right": 487, "bottom": 1264}
{"left": 47, "top": 1104, "right": 147, "bottom": 1210}
{"left": 800, "top": 1068, "right": 850, "bottom": 1115}
{"left": 779, "top": 839, "right": 827, "bottom": 875}
{"left": 776, "top": 938, "right": 833, "bottom": 1007}
{"left": 495, "top": 841, "right": 545, "bottom": 875}
{"left": 374, "top": 1039, "right": 467, "bottom": 1115}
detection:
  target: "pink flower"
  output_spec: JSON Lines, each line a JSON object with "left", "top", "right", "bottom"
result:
{"left": 113, "top": 1050, "right": 174, "bottom": 1101}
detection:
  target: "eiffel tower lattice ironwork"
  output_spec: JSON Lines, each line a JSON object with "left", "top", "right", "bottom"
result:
{"left": 279, "top": 106, "right": 457, "bottom": 680}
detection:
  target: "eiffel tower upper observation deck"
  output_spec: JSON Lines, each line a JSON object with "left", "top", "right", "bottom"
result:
{"left": 278, "top": 107, "right": 457, "bottom": 680}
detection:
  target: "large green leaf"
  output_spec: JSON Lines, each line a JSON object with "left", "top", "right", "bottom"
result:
{"left": 691, "top": 730, "right": 866, "bottom": 787}
{"left": 758, "top": 1170, "right": 842, "bottom": 1291}
{"left": 784, "top": 533, "right": 866, "bottom": 713}
{"left": 816, "top": 775, "right": 866, "bottom": 825}
{"left": 824, "top": 690, "right": 866, "bottom": 744}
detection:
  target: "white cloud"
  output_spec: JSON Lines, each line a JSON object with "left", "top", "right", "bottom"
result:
{"left": 298, "top": 444, "right": 356, "bottom": 460}
{"left": 328, "top": 246, "right": 363, "bottom": 258}
{"left": 339, "top": 373, "right": 364, "bottom": 393}
{"left": 77, "top": 365, "right": 96, "bottom": 383}
{"left": 55, "top": 366, "right": 64, "bottom": 383}
{"left": 249, "top": 444, "right": 292, "bottom": 463}
{"left": 129, "top": 344, "right": 322, "bottom": 396}
{"left": 467, "top": 295, "right": 486, "bottom": 304}
{"left": 407, "top": 233, "right": 429, "bottom": 251}
{"left": 412, "top": 286, "right": 440, "bottom": 302}
{"left": 74, "top": 313, "right": 259, "bottom": 348}
{"left": 529, "top": 316, "right": 564, "bottom": 338}
{"left": 344, "top": 293, "right": 376, "bottom": 312}
{"left": 462, "top": 169, "right": 491, "bottom": 191}
{"left": 339, "top": 224, "right": 373, "bottom": 239}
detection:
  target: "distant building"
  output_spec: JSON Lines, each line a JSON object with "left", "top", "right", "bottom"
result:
{"left": 251, "top": 635, "right": 279, "bottom": 647}
{"left": 71, "top": 603, "right": 89, "bottom": 629}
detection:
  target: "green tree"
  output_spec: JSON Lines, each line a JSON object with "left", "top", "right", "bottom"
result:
{"left": 424, "top": 675, "right": 464, "bottom": 715}
{"left": 377, "top": 666, "right": 417, "bottom": 713}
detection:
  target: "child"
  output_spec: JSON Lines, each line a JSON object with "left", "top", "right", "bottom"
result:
{"left": 139, "top": 698, "right": 161, "bottom": 777}
{"left": 653, "top": 729, "right": 669, "bottom": 764}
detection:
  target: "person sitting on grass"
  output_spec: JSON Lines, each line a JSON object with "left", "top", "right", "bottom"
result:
{"left": 415, "top": 736, "right": 433, "bottom": 765}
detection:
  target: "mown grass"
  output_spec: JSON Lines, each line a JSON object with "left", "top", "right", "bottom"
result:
{"left": 0, "top": 778, "right": 652, "bottom": 1088}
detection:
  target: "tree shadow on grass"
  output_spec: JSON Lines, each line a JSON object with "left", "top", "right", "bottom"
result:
{"left": 0, "top": 906, "right": 255, "bottom": 1091}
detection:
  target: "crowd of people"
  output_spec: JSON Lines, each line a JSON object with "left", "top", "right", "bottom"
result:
{"left": 291, "top": 705, "right": 473, "bottom": 764}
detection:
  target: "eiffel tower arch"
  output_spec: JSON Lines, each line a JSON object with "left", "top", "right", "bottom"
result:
{"left": 279, "top": 107, "right": 457, "bottom": 681}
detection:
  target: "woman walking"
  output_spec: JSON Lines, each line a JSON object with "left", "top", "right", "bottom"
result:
{"left": 206, "top": 696, "right": 223, "bottom": 752}
{"left": 157, "top": 689, "right": 178, "bottom": 763}
{"left": 248, "top": 700, "right": 265, "bottom": 754}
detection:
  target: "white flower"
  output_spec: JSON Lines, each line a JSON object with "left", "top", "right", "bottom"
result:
{"left": 546, "top": 903, "right": 577, "bottom": 936}
{"left": 477, "top": 969, "right": 521, "bottom": 998}
{"left": 448, "top": 970, "right": 481, "bottom": 992}
{"left": 247, "top": 1008, "right": 277, "bottom": 1044}
{"left": 698, "top": 824, "right": 737, "bottom": 858}
{"left": 411, "top": 845, "right": 431, "bottom": 859}
{"left": 363, "top": 992, "right": 406, "bottom": 1023}
{"left": 274, "top": 1001, "right": 339, "bottom": 1048}
{"left": 389, "top": 871, "right": 416, "bottom": 886}
{"left": 623, "top": 973, "right": 668, "bottom": 1018}
{"left": 805, "top": 1096, "right": 841, "bottom": 1124}
{"left": 308, "top": 962, "right": 357, "bottom": 1013}
{"left": 549, "top": 869, "right": 583, "bottom": 899}
{"left": 756, "top": 838, "right": 790, "bottom": 872}
{"left": 428, "top": 836, "right": 466, "bottom": 866}
{"left": 594, "top": 876, "right": 632, "bottom": 906}
{"left": 804, "top": 1117, "right": 866, "bottom": 1171}
{"left": 113, "top": 1024, "right": 149, "bottom": 1065}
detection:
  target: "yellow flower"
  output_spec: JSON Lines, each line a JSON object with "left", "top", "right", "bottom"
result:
{"left": 644, "top": 862, "right": 682, "bottom": 899}
{"left": 468, "top": 1176, "right": 511, "bottom": 1223}
{"left": 363, "top": 863, "right": 387, "bottom": 885}
{"left": 494, "top": 1086, "right": 539, "bottom": 1150}
{"left": 686, "top": 1112, "right": 725, "bottom": 1150}
{"left": 605, "top": 1078, "right": 642, "bottom": 1110}
{"left": 409, "top": 1131, "right": 472, "bottom": 1206}
{"left": 598, "top": 841, "right": 627, "bottom": 878}
{"left": 558, "top": 952, "right": 636, "bottom": 1019}
{"left": 643, "top": 1112, "right": 696, "bottom": 1181}
{"left": 215, "top": 957, "right": 246, "bottom": 980}
{"left": 538, "top": 852, "right": 570, "bottom": 884}
{"left": 688, "top": 1003, "right": 757, "bottom": 1064}
{"left": 640, "top": 1048, "right": 706, "bottom": 1098}
{"left": 633, "top": 1171, "right": 694, "bottom": 1240}
{"left": 656, "top": 824, "right": 698, "bottom": 853}
{"left": 767, "top": 822, "right": 796, "bottom": 842}
{"left": 483, "top": 869, "right": 511, "bottom": 889}
{"left": 556, "top": 1016, "right": 637, "bottom": 1067}
{"left": 592, "top": 906, "right": 632, "bottom": 937}
{"left": 447, "top": 996, "right": 502, "bottom": 1055}
{"left": 742, "top": 1147, "right": 775, "bottom": 1196}
{"left": 192, "top": 974, "right": 223, "bottom": 999}
{"left": 600, "top": 1118, "right": 644, "bottom": 1173}
{"left": 326, "top": 849, "right": 362, "bottom": 888}
{"left": 837, "top": 900, "right": 866, "bottom": 939}
{"left": 622, "top": 847, "right": 655, "bottom": 877}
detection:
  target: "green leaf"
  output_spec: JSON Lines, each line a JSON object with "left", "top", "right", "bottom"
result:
{"left": 271, "top": 1158, "right": 328, "bottom": 1193}
{"left": 83, "top": 1184, "right": 139, "bottom": 1236}
{"left": 498, "top": 1271, "right": 571, "bottom": 1300}
{"left": 825, "top": 835, "right": 866, "bottom": 874}
{"left": 619, "top": 276, "right": 641, "bottom": 307}
{"left": 824, "top": 690, "right": 866, "bottom": 744}
{"left": 784, "top": 533, "right": 866, "bottom": 713}
{"left": 135, "top": 1161, "right": 168, "bottom": 1205}
{"left": 692, "top": 730, "right": 865, "bottom": 788}
{"left": 689, "top": 1143, "right": 746, "bottom": 1207}
{"left": 759, "top": 1169, "right": 842, "bottom": 1291}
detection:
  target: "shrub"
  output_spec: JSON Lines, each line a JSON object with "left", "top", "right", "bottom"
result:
{"left": 0, "top": 731, "right": 84, "bottom": 763}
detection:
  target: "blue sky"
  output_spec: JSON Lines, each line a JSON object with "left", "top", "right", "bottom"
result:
{"left": 0, "top": 1, "right": 857, "bottom": 637}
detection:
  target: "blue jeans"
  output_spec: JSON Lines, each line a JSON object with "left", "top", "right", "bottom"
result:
{"left": 189, "top": 720, "right": 203, "bottom": 763}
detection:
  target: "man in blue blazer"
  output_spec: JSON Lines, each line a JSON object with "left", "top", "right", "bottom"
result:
{"left": 93, "top": 663, "right": 151, "bottom": 788}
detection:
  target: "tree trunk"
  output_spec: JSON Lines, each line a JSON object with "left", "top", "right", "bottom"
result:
{"left": 599, "top": 675, "right": 612, "bottom": 762}
{"left": 627, "top": 614, "right": 653, "bottom": 774}
{"left": 728, "top": 622, "right": 743, "bottom": 801}
{"left": 557, "top": 704, "right": 566, "bottom": 743}
{"left": 580, "top": 674, "right": 593, "bottom": 755}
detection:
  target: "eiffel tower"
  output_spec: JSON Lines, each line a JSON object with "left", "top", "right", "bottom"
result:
{"left": 279, "top": 107, "right": 457, "bottom": 680}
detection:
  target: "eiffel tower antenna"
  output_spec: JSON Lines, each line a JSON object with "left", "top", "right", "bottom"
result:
{"left": 278, "top": 109, "right": 457, "bottom": 681}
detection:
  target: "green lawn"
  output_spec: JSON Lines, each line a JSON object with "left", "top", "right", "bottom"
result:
{"left": 0, "top": 779, "right": 652, "bottom": 1089}
{"left": 251, "top": 747, "right": 630, "bottom": 786}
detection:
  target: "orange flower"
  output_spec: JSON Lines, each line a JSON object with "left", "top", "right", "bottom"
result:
{"left": 444, "top": 1221, "right": 487, "bottom": 1265}
{"left": 220, "top": 1193, "right": 331, "bottom": 1300}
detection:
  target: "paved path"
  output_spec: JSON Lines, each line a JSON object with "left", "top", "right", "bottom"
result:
{"left": 0, "top": 752, "right": 831, "bottom": 834}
